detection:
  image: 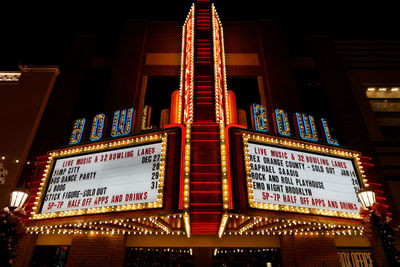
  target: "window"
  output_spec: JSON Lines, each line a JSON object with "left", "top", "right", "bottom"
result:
{"left": 366, "top": 87, "right": 400, "bottom": 112}
{"left": 31, "top": 245, "right": 69, "bottom": 267}
{"left": 365, "top": 86, "right": 400, "bottom": 142}
{"left": 125, "top": 247, "right": 193, "bottom": 267}
{"left": 144, "top": 76, "right": 179, "bottom": 128}
{"left": 213, "top": 248, "right": 281, "bottom": 266}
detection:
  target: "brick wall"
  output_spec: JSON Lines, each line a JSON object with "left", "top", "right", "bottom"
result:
{"left": 14, "top": 233, "right": 38, "bottom": 267}
{"left": 281, "top": 235, "right": 340, "bottom": 267}
{"left": 66, "top": 234, "right": 126, "bottom": 267}
{"left": 369, "top": 233, "right": 390, "bottom": 267}
{"left": 280, "top": 235, "right": 297, "bottom": 266}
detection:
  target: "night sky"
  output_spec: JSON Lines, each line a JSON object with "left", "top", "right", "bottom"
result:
{"left": 0, "top": 1, "right": 399, "bottom": 70}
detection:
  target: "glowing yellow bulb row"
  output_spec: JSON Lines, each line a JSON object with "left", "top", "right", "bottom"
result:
{"left": 215, "top": 248, "right": 278, "bottom": 254}
{"left": 26, "top": 229, "right": 187, "bottom": 236}
{"left": 183, "top": 123, "right": 192, "bottom": 210}
{"left": 212, "top": 5, "right": 228, "bottom": 124}
{"left": 184, "top": 211, "right": 191, "bottom": 238}
{"left": 149, "top": 217, "right": 171, "bottom": 234}
{"left": 211, "top": 6, "right": 231, "bottom": 236}
{"left": 219, "top": 122, "right": 230, "bottom": 211}
{"left": 27, "top": 214, "right": 185, "bottom": 236}
{"left": 178, "top": 4, "right": 195, "bottom": 124}
{"left": 130, "top": 248, "right": 192, "bottom": 254}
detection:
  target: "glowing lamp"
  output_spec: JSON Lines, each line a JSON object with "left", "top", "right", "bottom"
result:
{"left": 357, "top": 188, "right": 376, "bottom": 209}
{"left": 9, "top": 189, "right": 29, "bottom": 210}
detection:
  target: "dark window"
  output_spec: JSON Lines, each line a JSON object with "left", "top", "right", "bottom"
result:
{"left": 294, "top": 70, "right": 329, "bottom": 118}
{"left": 31, "top": 245, "right": 70, "bottom": 267}
{"left": 212, "top": 248, "right": 281, "bottom": 267}
{"left": 125, "top": 247, "right": 194, "bottom": 267}
{"left": 365, "top": 87, "right": 400, "bottom": 114}
{"left": 144, "top": 76, "right": 180, "bottom": 128}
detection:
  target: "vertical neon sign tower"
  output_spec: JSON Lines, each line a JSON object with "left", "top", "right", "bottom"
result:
{"left": 178, "top": 0, "right": 232, "bottom": 236}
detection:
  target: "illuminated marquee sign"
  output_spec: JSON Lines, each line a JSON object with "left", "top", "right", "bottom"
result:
{"left": 251, "top": 104, "right": 339, "bottom": 146}
{"left": 31, "top": 133, "right": 167, "bottom": 219}
{"left": 243, "top": 133, "right": 365, "bottom": 219}
{"left": 69, "top": 108, "right": 136, "bottom": 145}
